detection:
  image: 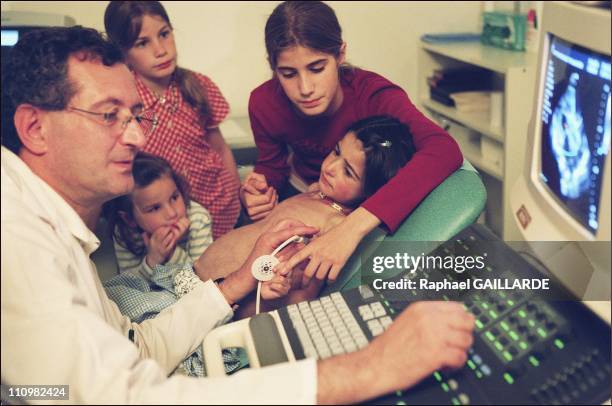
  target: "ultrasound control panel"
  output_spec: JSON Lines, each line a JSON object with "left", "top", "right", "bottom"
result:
{"left": 275, "top": 224, "right": 611, "bottom": 405}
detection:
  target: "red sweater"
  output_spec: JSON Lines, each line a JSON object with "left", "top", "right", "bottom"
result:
{"left": 248, "top": 68, "right": 463, "bottom": 233}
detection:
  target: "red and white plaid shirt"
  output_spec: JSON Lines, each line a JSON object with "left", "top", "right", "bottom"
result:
{"left": 135, "top": 71, "right": 240, "bottom": 239}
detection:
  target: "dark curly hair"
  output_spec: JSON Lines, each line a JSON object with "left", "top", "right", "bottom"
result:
{"left": 1, "top": 26, "right": 123, "bottom": 153}
{"left": 348, "top": 115, "right": 417, "bottom": 198}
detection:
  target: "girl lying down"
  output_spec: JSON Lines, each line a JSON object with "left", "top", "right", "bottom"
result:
{"left": 195, "top": 115, "right": 416, "bottom": 317}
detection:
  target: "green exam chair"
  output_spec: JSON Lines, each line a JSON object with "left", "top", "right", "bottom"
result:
{"left": 322, "top": 159, "right": 487, "bottom": 295}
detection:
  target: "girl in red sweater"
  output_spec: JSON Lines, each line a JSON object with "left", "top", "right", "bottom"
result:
{"left": 241, "top": 1, "right": 463, "bottom": 285}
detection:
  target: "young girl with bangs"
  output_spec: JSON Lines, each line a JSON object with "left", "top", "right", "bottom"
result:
{"left": 104, "top": 1, "right": 240, "bottom": 239}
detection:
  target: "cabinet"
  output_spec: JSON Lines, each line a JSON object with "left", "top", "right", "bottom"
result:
{"left": 418, "top": 41, "right": 536, "bottom": 240}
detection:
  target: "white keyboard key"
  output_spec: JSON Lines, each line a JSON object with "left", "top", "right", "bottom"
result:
{"left": 330, "top": 342, "right": 345, "bottom": 356}
{"left": 379, "top": 316, "right": 393, "bottom": 329}
{"left": 355, "top": 335, "right": 369, "bottom": 349}
{"left": 358, "top": 285, "right": 374, "bottom": 299}
{"left": 370, "top": 302, "right": 387, "bottom": 317}
{"left": 322, "top": 326, "right": 336, "bottom": 339}
{"left": 358, "top": 305, "right": 374, "bottom": 321}
{"left": 340, "top": 335, "right": 355, "bottom": 347}
{"left": 367, "top": 319, "right": 384, "bottom": 336}
{"left": 370, "top": 325, "right": 384, "bottom": 336}
{"left": 318, "top": 348, "right": 332, "bottom": 359}
{"left": 343, "top": 341, "right": 357, "bottom": 353}
{"left": 304, "top": 346, "right": 318, "bottom": 359}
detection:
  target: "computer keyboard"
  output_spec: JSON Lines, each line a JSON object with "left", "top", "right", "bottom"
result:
{"left": 285, "top": 294, "right": 369, "bottom": 359}
{"left": 272, "top": 224, "right": 611, "bottom": 405}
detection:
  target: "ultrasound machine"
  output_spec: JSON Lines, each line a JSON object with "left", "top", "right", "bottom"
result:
{"left": 203, "top": 2, "right": 611, "bottom": 404}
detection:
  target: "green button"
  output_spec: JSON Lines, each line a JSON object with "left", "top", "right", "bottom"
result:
{"left": 396, "top": 390, "right": 403, "bottom": 397}
{"left": 434, "top": 371, "right": 442, "bottom": 382}
{"left": 537, "top": 328, "right": 547, "bottom": 338}
{"left": 452, "top": 397, "right": 460, "bottom": 405}
{"left": 519, "top": 310, "right": 527, "bottom": 318}
{"left": 489, "top": 310, "right": 498, "bottom": 319}
{"left": 482, "top": 302, "right": 489, "bottom": 310}
{"left": 486, "top": 266, "right": 493, "bottom": 272}
{"left": 501, "top": 321, "right": 510, "bottom": 331}
{"left": 442, "top": 382, "right": 450, "bottom": 392}
{"left": 507, "top": 299, "right": 514, "bottom": 306}
{"left": 529, "top": 355, "right": 540, "bottom": 367}
{"left": 503, "top": 351, "right": 513, "bottom": 362}
{"left": 528, "top": 319, "right": 536, "bottom": 328}
{"left": 499, "top": 291, "right": 507, "bottom": 298}
{"left": 519, "top": 341, "right": 528, "bottom": 350}
{"left": 476, "top": 370, "right": 483, "bottom": 379}
{"left": 467, "top": 360, "right": 476, "bottom": 370}
{"left": 509, "top": 331, "right": 519, "bottom": 341}
{"left": 554, "top": 338, "right": 565, "bottom": 349}
{"left": 494, "top": 341, "right": 503, "bottom": 351}
{"left": 389, "top": 308, "right": 396, "bottom": 314}
{"left": 486, "top": 331, "right": 496, "bottom": 341}
{"left": 504, "top": 372, "right": 515, "bottom": 385}
{"left": 476, "top": 319, "right": 484, "bottom": 329}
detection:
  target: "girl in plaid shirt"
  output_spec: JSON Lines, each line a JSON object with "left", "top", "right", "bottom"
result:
{"left": 105, "top": 1, "right": 240, "bottom": 239}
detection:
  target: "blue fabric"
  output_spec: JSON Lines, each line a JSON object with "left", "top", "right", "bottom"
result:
{"left": 103, "top": 264, "right": 245, "bottom": 376}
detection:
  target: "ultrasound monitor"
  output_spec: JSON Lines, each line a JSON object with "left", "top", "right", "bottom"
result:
{"left": 540, "top": 34, "right": 610, "bottom": 235}
{"left": 512, "top": 1, "right": 610, "bottom": 300}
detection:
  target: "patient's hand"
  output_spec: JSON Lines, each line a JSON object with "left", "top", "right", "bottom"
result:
{"left": 259, "top": 228, "right": 310, "bottom": 299}
{"left": 260, "top": 267, "right": 293, "bottom": 299}
{"left": 282, "top": 207, "right": 381, "bottom": 286}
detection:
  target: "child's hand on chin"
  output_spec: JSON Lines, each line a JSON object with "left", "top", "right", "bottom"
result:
{"left": 170, "top": 217, "right": 190, "bottom": 241}
{"left": 143, "top": 225, "right": 178, "bottom": 268}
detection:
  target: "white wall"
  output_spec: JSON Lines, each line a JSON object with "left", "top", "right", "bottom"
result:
{"left": 2, "top": 1, "right": 482, "bottom": 117}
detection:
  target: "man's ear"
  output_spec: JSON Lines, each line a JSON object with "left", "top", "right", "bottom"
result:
{"left": 13, "top": 104, "right": 49, "bottom": 155}
{"left": 338, "top": 42, "right": 347, "bottom": 66}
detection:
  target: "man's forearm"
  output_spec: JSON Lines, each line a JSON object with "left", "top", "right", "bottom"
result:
{"left": 316, "top": 348, "right": 383, "bottom": 404}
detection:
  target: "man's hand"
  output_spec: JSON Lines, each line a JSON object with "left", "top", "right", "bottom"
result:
{"left": 367, "top": 302, "right": 475, "bottom": 390}
{"left": 143, "top": 226, "right": 178, "bottom": 268}
{"left": 239, "top": 172, "right": 278, "bottom": 221}
{"left": 217, "top": 219, "right": 318, "bottom": 305}
{"left": 317, "top": 301, "right": 475, "bottom": 404}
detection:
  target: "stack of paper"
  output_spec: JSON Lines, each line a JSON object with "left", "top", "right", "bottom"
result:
{"left": 449, "top": 91, "right": 492, "bottom": 112}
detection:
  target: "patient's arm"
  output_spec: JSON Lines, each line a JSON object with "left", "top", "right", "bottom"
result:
{"left": 194, "top": 192, "right": 342, "bottom": 282}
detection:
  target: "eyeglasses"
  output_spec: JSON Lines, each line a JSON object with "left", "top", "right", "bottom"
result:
{"left": 68, "top": 106, "right": 158, "bottom": 138}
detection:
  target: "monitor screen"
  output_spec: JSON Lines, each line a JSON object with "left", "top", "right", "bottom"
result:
{"left": 539, "top": 34, "right": 611, "bottom": 234}
{"left": 1, "top": 29, "right": 19, "bottom": 47}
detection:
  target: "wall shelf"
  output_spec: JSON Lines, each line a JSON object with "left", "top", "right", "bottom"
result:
{"left": 418, "top": 41, "right": 536, "bottom": 240}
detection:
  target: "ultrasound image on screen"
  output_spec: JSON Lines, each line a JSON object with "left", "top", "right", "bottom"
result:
{"left": 540, "top": 35, "right": 611, "bottom": 233}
